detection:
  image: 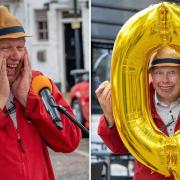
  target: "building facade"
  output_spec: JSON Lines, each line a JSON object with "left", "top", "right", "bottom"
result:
{"left": 1, "top": 0, "right": 89, "bottom": 92}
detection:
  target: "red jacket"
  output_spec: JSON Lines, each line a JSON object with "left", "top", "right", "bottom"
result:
{"left": 98, "top": 83, "right": 180, "bottom": 180}
{"left": 0, "top": 71, "right": 81, "bottom": 180}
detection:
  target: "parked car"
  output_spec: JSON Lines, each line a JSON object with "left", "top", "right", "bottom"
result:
{"left": 69, "top": 69, "right": 89, "bottom": 130}
{"left": 69, "top": 51, "right": 111, "bottom": 130}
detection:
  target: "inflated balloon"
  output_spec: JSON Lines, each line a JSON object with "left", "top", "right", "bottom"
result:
{"left": 111, "top": 2, "right": 180, "bottom": 179}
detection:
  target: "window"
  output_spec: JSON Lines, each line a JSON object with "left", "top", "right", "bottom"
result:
{"left": 35, "top": 10, "right": 48, "bottom": 41}
{"left": 37, "top": 50, "right": 46, "bottom": 62}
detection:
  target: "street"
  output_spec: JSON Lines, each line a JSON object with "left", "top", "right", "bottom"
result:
{"left": 48, "top": 93, "right": 89, "bottom": 180}
{"left": 49, "top": 138, "right": 89, "bottom": 180}
{"left": 91, "top": 114, "right": 134, "bottom": 179}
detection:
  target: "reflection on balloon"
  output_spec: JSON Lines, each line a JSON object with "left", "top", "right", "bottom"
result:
{"left": 111, "top": 2, "right": 180, "bottom": 179}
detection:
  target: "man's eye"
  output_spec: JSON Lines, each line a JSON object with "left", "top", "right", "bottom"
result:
{"left": 155, "top": 71, "right": 162, "bottom": 75}
{"left": 17, "top": 46, "right": 24, "bottom": 50}
{"left": 0, "top": 47, "right": 10, "bottom": 51}
{"left": 168, "top": 71, "right": 176, "bottom": 75}
{"left": 1, "top": 47, "right": 10, "bottom": 50}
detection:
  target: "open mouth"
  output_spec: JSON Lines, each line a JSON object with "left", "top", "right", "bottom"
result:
{"left": 6, "top": 64, "right": 18, "bottom": 76}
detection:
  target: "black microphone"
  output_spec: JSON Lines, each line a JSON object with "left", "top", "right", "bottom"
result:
{"left": 32, "top": 75, "right": 63, "bottom": 129}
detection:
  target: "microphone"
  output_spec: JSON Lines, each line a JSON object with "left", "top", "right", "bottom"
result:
{"left": 32, "top": 75, "right": 63, "bottom": 129}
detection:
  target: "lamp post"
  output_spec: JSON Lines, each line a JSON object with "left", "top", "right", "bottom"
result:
{"left": 72, "top": 0, "right": 81, "bottom": 69}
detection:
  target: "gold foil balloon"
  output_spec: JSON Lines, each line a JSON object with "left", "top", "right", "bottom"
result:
{"left": 111, "top": 2, "right": 180, "bottom": 179}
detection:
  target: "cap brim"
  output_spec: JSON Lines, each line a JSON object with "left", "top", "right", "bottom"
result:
{"left": 149, "top": 63, "right": 180, "bottom": 70}
{"left": 0, "top": 32, "right": 32, "bottom": 39}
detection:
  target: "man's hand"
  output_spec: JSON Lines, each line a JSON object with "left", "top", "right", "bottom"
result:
{"left": 12, "top": 49, "right": 32, "bottom": 107}
{"left": 0, "top": 53, "right": 10, "bottom": 109}
{"left": 95, "top": 81, "right": 114, "bottom": 127}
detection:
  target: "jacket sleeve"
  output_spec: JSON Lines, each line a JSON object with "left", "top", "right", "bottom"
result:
{"left": 98, "top": 115, "right": 129, "bottom": 154}
{"left": 25, "top": 79, "right": 82, "bottom": 153}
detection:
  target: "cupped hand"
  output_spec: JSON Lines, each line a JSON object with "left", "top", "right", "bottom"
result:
{"left": 95, "top": 81, "right": 114, "bottom": 127}
{"left": 0, "top": 53, "right": 10, "bottom": 109}
{"left": 11, "top": 49, "right": 32, "bottom": 107}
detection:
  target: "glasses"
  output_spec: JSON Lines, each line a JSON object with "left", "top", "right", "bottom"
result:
{"left": 4, "top": 101, "right": 16, "bottom": 116}
{"left": 160, "top": 111, "right": 175, "bottom": 131}
{"left": 153, "top": 70, "right": 177, "bottom": 79}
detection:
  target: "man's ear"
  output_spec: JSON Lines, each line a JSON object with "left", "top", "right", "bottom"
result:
{"left": 149, "top": 73, "right": 153, "bottom": 83}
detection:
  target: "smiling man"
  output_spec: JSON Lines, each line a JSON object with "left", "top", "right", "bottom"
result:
{"left": 0, "top": 38, "right": 25, "bottom": 83}
{"left": 0, "top": 6, "right": 81, "bottom": 180}
{"left": 149, "top": 46, "right": 180, "bottom": 136}
{"left": 96, "top": 45, "right": 180, "bottom": 179}
{"left": 150, "top": 46, "right": 180, "bottom": 106}
{"left": 0, "top": 38, "right": 28, "bottom": 108}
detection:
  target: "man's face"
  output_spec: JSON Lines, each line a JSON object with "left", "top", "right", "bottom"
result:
{"left": 151, "top": 66, "right": 180, "bottom": 104}
{"left": 0, "top": 38, "right": 25, "bottom": 84}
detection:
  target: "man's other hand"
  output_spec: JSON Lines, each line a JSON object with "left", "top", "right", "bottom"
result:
{"left": 95, "top": 81, "right": 115, "bottom": 127}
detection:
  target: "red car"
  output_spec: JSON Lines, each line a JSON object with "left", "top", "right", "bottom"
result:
{"left": 69, "top": 70, "right": 89, "bottom": 130}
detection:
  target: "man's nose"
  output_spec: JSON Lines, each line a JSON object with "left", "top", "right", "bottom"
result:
{"left": 9, "top": 48, "right": 20, "bottom": 60}
{"left": 162, "top": 73, "right": 170, "bottom": 83}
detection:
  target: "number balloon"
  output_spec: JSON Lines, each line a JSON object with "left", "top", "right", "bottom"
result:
{"left": 111, "top": 2, "right": 180, "bottom": 179}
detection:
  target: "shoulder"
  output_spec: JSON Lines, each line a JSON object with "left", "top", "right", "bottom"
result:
{"left": 149, "top": 82, "right": 155, "bottom": 95}
{"left": 32, "top": 70, "right": 43, "bottom": 78}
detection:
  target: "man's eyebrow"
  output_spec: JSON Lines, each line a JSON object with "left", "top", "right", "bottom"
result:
{"left": 18, "top": 40, "right": 25, "bottom": 44}
{"left": 0, "top": 44, "right": 10, "bottom": 47}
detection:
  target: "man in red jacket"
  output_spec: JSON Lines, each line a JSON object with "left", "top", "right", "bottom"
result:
{"left": 96, "top": 45, "right": 180, "bottom": 180}
{"left": 0, "top": 5, "right": 81, "bottom": 180}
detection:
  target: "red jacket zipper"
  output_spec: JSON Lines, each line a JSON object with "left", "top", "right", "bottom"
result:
{"left": 17, "top": 129, "right": 25, "bottom": 153}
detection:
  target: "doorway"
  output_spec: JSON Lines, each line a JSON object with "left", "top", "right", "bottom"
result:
{"left": 64, "top": 23, "right": 84, "bottom": 91}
